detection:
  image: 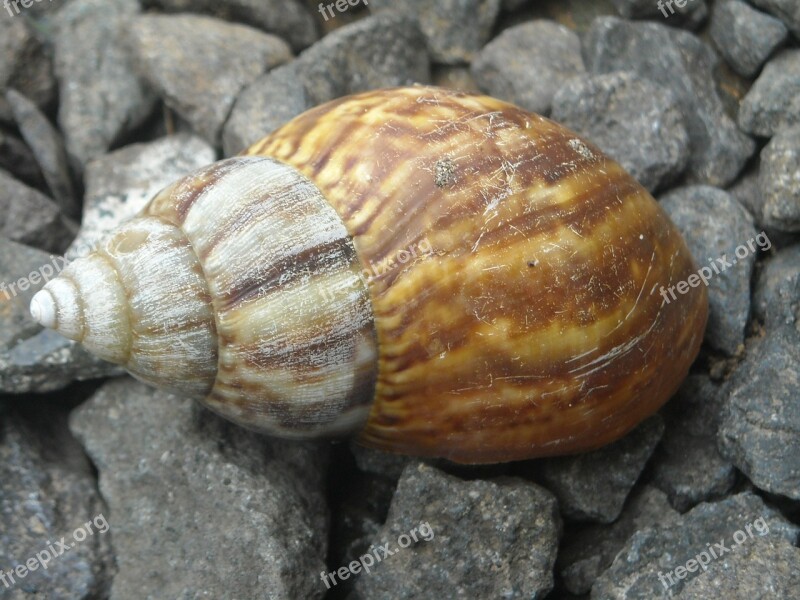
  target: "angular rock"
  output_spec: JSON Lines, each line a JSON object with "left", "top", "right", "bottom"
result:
{"left": 144, "top": 0, "right": 318, "bottom": 51}
{"left": 369, "top": 0, "right": 501, "bottom": 65}
{"left": 558, "top": 486, "right": 679, "bottom": 595}
{"left": 710, "top": 0, "right": 787, "bottom": 78}
{"left": 752, "top": 243, "right": 800, "bottom": 333}
{"left": 678, "top": 536, "right": 800, "bottom": 598}
{"left": 650, "top": 375, "right": 736, "bottom": 511}
{"left": 0, "top": 329, "right": 123, "bottom": 394}
{"left": 739, "top": 49, "right": 800, "bottom": 138}
{"left": 591, "top": 492, "right": 800, "bottom": 599}
{"left": 67, "top": 134, "right": 216, "bottom": 260}
{"left": 759, "top": 125, "right": 800, "bottom": 232}
{"left": 750, "top": 0, "right": 800, "bottom": 37}
{"left": 0, "top": 170, "right": 77, "bottom": 254}
{"left": 718, "top": 329, "right": 800, "bottom": 500}
{"left": 538, "top": 415, "right": 664, "bottom": 523}
{"left": 54, "top": 0, "right": 157, "bottom": 170}
{"left": 552, "top": 71, "right": 689, "bottom": 192}
{"left": 127, "top": 14, "right": 291, "bottom": 145}
{"left": 354, "top": 462, "right": 560, "bottom": 599}
{"left": 659, "top": 185, "right": 759, "bottom": 355}
{"left": 471, "top": 20, "right": 585, "bottom": 115}
{"left": 224, "top": 13, "right": 429, "bottom": 155}
{"left": 610, "top": 0, "right": 708, "bottom": 28}
{"left": 0, "top": 16, "right": 56, "bottom": 124}
{"left": 0, "top": 401, "right": 114, "bottom": 599}
{"left": 70, "top": 377, "right": 330, "bottom": 599}
{"left": 5, "top": 89, "right": 79, "bottom": 217}
{"left": 0, "top": 128, "right": 46, "bottom": 190}
{"left": 0, "top": 238, "right": 61, "bottom": 350}
{"left": 585, "top": 17, "right": 755, "bottom": 187}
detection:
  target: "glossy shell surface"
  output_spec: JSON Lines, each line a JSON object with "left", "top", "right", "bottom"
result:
{"left": 245, "top": 86, "right": 708, "bottom": 463}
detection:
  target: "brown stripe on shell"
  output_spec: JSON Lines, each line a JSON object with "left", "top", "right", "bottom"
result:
{"left": 247, "top": 86, "right": 707, "bottom": 463}
{"left": 146, "top": 156, "right": 379, "bottom": 437}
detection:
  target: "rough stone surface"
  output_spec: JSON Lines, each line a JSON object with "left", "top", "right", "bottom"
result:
{"left": 0, "top": 170, "right": 77, "bottom": 255}
{"left": 0, "top": 129, "right": 46, "bottom": 190}
{"left": 750, "top": 0, "right": 800, "bottom": 37}
{"left": 718, "top": 329, "right": 800, "bottom": 500}
{"left": 739, "top": 49, "right": 800, "bottom": 138}
{"left": 0, "top": 16, "right": 56, "bottom": 124}
{"left": 143, "top": 0, "right": 318, "bottom": 51}
{"left": 591, "top": 492, "right": 800, "bottom": 599}
{"left": 5, "top": 89, "right": 79, "bottom": 217}
{"left": 678, "top": 536, "right": 800, "bottom": 598}
{"left": 54, "top": 0, "right": 157, "bottom": 171}
{"left": 471, "top": 20, "right": 585, "bottom": 115}
{"left": 558, "top": 486, "right": 679, "bottom": 595}
{"left": 70, "top": 377, "right": 330, "bottom": 600}
{"left": 67, "top": 134, "right": 216, "bottom": 260}
{"left": 0, "top": 329, "right": 124, "bottom": 394}
{"left": 354, "top": 462, "right": 560, "bottom": 599}
{"left": 659, "top": 185, "right": 760, "bottom": 355}
{"left": 369, "top": 0, "right": 501, "bottom": 65}
{"left": 610, "top": 0, "right": 708, "bottom": 28}
{"left": 759, "top": 125, "right": 800, "bottom": 233}
{"left": 710, "top": 0, "right": 787, "bottom": 78}
{"left": 552, "top": 70, "right": 689, "bottom": 192}
{"left": 128, "top": 14, "right": 291, "bottom": 146}
{"left": 538, "top": 415, "right": 664, "bottom": 523}
{"left": 753, "top": 243, "right": 800, "bottom": 334}
{"left": 650, "top": 375, "right": 737, "bottom": 511}
{"left": 0, "top": 400, "right": 114, "bottom": 599}
{"left": 0, "top": 238, "right": 61, "bottom": 350}
{"left": 586, "top": 17, "right": 755, "bottom": 187}
{"left": 224, "top": 13, "right": 430, "bottom": 155}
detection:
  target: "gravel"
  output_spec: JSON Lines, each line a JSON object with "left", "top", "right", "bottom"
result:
{"left": 353, "top": 462, "right": 561, "bottom": 599}
{"left": 591, "top": 492, "right": 800, "bottom": 598}
{"left": 738, "top": 49, "right": 800, "bottom": 137}
{"left": 368, "top": 0, "right": 501, "bottom": 65}
{"left": 537, "top": 416, "right": 664, "bottom": 523}
{"left": 650, "top": 375, "right": 737, "bottom": 511}
{"left": 710, "top": 0, "right": 788, "bottom": 78}
{"left": 659, "top": 185, "right": 760, "bottom": 355}
{"left": 585, "top": 16, "right": 755, "bottom": 187}
{"left": 54, "top": 0, "right": 157, "bottom": 172}
{"left": 471, "top": 20, "right": 585, "bottom": 115}
{"left": 552, "top": 70, "right": 689, "bottom": 192}
{"left": 71, "top": 377, "right": 330, "bottom": 600}
{"left": 758, "top": 125, "right": 800, "bottom": 232}
{"left": 127, "top": 14, "right": 292, "bottom": 146}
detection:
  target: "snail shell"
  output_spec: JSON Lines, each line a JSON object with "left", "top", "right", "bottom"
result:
{"left": 30, "top": 86, "right": 707, "bottom": 463}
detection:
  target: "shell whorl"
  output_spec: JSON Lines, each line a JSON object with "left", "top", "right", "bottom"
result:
{"left": 32, "top": 156, "right": 377, "bottom": 438}
{"left": 247, "top": 86, "right": 708, "bottom": 463}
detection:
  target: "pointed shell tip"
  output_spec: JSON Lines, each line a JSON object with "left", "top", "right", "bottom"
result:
{"left": 30, "top": 290, "right": 57, "bottom": 329}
